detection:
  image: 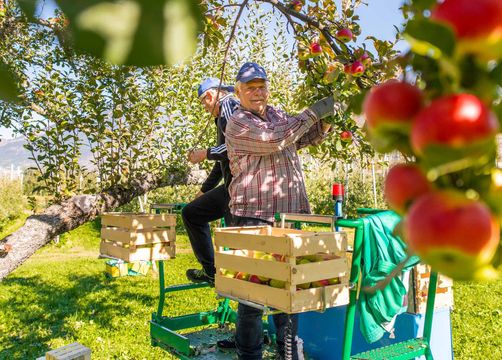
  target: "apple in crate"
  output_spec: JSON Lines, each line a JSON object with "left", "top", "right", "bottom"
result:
{"left": 235, "top": 272, "right": 250, "bottom": 281}
{"left": 296, "top": 257, "right": 312, "bottom": 265}
{"left": 269, "top": 279, "right": 286, "bottom": 289}
{"left": 257, "top": 253, "right": 274, "bottom": 281}
{"left": 272, "top": 253, "right": 286, "bottom": 262}
{"left": 249, "top": 274, "right": 264, "bottom": 284}
{"left": 328, "top": 277, "right": 341, "bottom": 285}
{"left": 221, "top": 269, "right": 237, "bottom": 278}
{"left": 297, "top": 283, "right": 311, "bottom": 290}
{"left": 311, "top": 279, "right": 330, "bottom": 288}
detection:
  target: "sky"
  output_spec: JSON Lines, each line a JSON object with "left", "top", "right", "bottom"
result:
{"left": 0, "top": 0, "right": 405, "bottom": 140}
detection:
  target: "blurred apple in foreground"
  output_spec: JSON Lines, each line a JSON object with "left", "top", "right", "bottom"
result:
{"left": 411, "top": 93, "right": 499, "bottom": 161}
{"left": 431, "top": 0, "right": 502, "bottom": 60}
{"left": 384, "top": 163, "right": 431, "bottom": 214}
{"left": 404, "top": 190, "right": 500, "bottom": 280}
{"left": 363, "top": 80, "right": 423, "bottom": 153}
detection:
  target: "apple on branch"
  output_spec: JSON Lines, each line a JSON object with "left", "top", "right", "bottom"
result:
{"left": 336, "top": 28, "right": 353, "bottom": 43}
{"left": 309, "top": 40, "right": 323, "bottom": 56}
{"left": 289, "top": 0, "right": 303, "bottom": 12}
{"left": 340, "top": 130, "right": 352, "bottom": 143}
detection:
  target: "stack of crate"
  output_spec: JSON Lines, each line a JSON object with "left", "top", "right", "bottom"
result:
{"left": 100, "top": 212, "right": 176, "bottom": 262}
{"left": 407, "top": 263, "right": 454, "bottom": 314}
{"left": 214, "top": 226, "right": 350, "bottom": 314}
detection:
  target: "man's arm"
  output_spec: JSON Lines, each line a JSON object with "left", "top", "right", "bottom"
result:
{"left": 200, "top": 162, "right": 222, "bottom": 193}
{"left": 207, "top": 144, "right": 227, "bottom": 161}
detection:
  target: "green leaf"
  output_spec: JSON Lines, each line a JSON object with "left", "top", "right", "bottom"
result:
{"left": 411, "top": 0, "right": 436, "bottom": 12}
{"left": 404, "top": 19, "right": 456, "bottom": 58}
{"left": 345, "top": 90, "right": 367, "bottom": 115}
{"left": 0, "top": 62, "right": 20, "bottom": 103}
{"left": 56, "top": 0, "right": 203, "bottom": 66}
{"left": 17, "top": 0, "right": 37, "bottom": 21}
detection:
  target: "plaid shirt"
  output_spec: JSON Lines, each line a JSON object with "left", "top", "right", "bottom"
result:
{"left": 225, "top": 105, "right": 328, "bottom": 222}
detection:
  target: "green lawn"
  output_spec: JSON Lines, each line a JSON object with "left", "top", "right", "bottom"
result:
{"left": 0, "top": 220, "right": 501, "bottom": 359}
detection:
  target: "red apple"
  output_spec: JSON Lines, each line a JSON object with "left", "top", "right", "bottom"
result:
{"left": 311, "top": 279, "right": 330, "bottom": 288}
{"left": 272, "top": 253, "right": 286, "bottom": 262}
{"left": 289, "top": 0, "right": 303, "bottom": 12}
{"left": 343, "top": 64, "right": 351, "bottom": 74}
{"left": 431, "top": 0, "right": 502, "bottom": 60}
{"left": 349, "top": 61, "right": 365, "bottom": 77}
{"left": 363, "top": 80, "right": 423, "bottom": 153}
{"left": 310, "top": 41, "right": 322, "bottom": 56}
{"left": 340, "top": 130, "right": 352, "bottom": 143}
{"left": 336, "top": 28, "right": 353, "bottom": 42}
{"left": 410, "top": 94, "right": 499, "bottom": 157}
{"left": 384, "top": 163, "right": 431, "bottom": 214}
{"left": 404, "top": 191, "right": 500, "bottom": 280}
{"left": 249, "top": 274, "right": 263, "bottom": 284}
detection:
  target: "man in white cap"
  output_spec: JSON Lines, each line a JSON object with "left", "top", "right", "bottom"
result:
{"left": 226, "top": 62, "right": 340, "bottom": 360}
{"left": 183, "top": 78, "right": 239, "bottom": 284}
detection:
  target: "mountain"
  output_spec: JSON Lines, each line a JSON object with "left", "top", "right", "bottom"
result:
{"left": 0, "top": 137, "right": 32, "bottom": 169}
{"left": 0, "top": 136, "right": 94, "bottom": 170}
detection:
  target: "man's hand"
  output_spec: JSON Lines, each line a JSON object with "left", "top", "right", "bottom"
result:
{"left": 188, "top": 149, "right": 207, "bottom": 164}
{"left": 194, "top": 190, "right": 204, "bottom": 199}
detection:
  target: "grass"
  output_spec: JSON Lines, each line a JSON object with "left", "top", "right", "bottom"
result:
{"left": 0, "top": 219, "right": 501, "bottom": 359}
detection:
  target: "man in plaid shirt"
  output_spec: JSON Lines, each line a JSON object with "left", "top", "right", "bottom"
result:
{"left": 225, "top": 62, "right": 339, "bottom": 360}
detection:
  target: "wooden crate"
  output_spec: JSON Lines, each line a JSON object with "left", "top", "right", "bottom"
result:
{"left": 46, "top": 342, "right": 91, "bottom": 360}
{"left": 407, "top": 263, "right": 454, "bottom": 314}
{"left": 100, "top": 212, "right": 176, "bottom": 262}
{"left": 214, "top": 226, "right": 350, "bottom": 314}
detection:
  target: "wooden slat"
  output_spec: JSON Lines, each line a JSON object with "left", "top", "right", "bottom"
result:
{"left": 216, "top": 274, "right": 292, "bottom": 313}
{"left": 291, "top": 284, "right": 349, "bottom": 313}
{"left": 101, "top": 212, "right": 176, "bottom": 229}
{"left": 101, "top": 228, "right": 175, "bottom": 246}
{"left": 100, "top": 241, "right": 175, "bottom": 262}
{"left": 289, "top": 232, "right": 347, "bottom": 256}
{"left": 215, "top": 252, "right": 291, "bottom": 282}
{"left": 215, "top": 232, "right": 291, "bottom": 255}
{"left": 291, "top": 258, "right": 349, "bottom": 284}
{"left": 215, "top": 226, "right": 269, "bottom": 235}
{"left": 279, "top": 213, "right": 335, "bottom": 225}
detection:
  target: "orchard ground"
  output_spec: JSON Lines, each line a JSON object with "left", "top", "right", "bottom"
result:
{"left": 0, "top": 218, "right": 501, "bottom": 360}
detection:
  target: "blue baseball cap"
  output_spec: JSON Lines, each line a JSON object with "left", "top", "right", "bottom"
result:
{"left": 236, "top": 62, "right": 268, "bottom": 83}
{"left": 198, "top": 78, "right": 234, "bottom": 98}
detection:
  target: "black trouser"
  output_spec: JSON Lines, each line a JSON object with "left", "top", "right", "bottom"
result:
{"left": 231, "top": 215, "right": 299, "bottom": 360}
{"left": 181, "top": 185, "right": 231, "bottom": 277}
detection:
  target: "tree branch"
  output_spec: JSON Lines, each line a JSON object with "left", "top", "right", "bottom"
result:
{"left": 0, "top": 167, "right": 202, "bottom": 281}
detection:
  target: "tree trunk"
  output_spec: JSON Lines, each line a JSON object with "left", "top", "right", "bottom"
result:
{"left": 0, "top": 169, "right": 196, "bottom": 280}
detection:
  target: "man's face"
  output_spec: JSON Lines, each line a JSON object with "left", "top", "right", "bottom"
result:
{"left": 236, "top": 79, "right": 269, "bottom": 116}
{"left": 200, "top": 89, "right": 220, "bottom": 117}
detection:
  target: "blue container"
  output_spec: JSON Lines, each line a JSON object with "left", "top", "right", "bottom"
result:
{"left": 296, "top": 306, "right": 453, "bottom": 360}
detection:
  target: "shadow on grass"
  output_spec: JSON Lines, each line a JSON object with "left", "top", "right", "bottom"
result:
{"left": 0, "top": 271, "right": 154, "bottom": 359}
